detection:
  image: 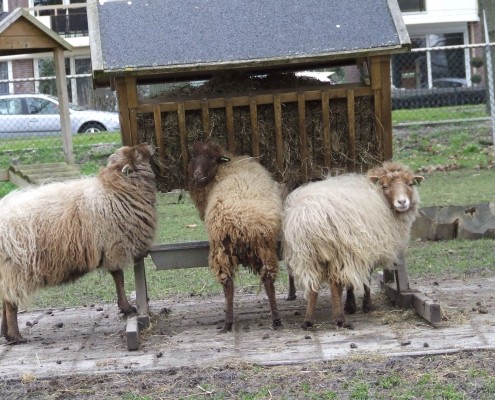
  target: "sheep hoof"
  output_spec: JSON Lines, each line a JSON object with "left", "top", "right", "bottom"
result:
{"left": 362, "top": 303, "right": 375, "bottom": 314}
{"left": 119, "top": 305, "right": 137, "bottom": 316}
{"left": 6, "top": 335, "right": 27, "bottom": 345}
{"left": 336, "top": 320, "right": 354, "bottom": 330}
{"left": 272, "top": 319, "right": 282, "bottom": 329}
{"left": 344, "top": 302, "right": 358, "bottom": 314}
{"left": 285, "top": 294, "right": 297, "bottom": 301}
{"left": 301, "top": 321, "right": 314, "bottom": 330}
{"left": 220, "top": 322, "right": 233, "bottom": 333}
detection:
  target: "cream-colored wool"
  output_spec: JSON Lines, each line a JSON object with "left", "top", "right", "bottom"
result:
{"left": 191, "top": 156, "right": 282, "bottom": 281}
{"left": 0, "top": 145, "right": 157, "bottom": 308}
{"left": 283, "top": 168, "right": 420, "bottom": 300}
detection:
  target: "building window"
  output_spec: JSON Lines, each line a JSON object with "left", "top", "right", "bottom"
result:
{"left": 398, "top": 0, "right": 426, "bottom": 13}
{"left": 0, "top": 62, "right": 9, "bottom": 95}
{"left": 392, "top": 32, "right": 467, "bottom": 89}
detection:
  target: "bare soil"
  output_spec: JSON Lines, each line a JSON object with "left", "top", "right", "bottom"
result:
{"left": 0, "top": 275, "right": 494, "bottom": 399}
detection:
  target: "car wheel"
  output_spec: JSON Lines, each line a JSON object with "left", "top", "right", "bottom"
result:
{"left": 79, "top": 122, "right": 106, "bottom": 134}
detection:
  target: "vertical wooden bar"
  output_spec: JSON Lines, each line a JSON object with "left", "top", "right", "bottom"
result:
{"left": 297, "top": 92, "right": 309, "bottom": 181}
{"left": 250, "top": 97, "right": 260, "bottom": 157}
{"left": 53, "top": 47, "right": 73, "bottom": 164}
{"left": 370, "top": 56, "right": 384, "bottom": 161}
{"left": 177, "top": 102, "right": 188, "bottom": 180}
{"left": 133, "top": 259, "right": 149, "bottom": 325}
{"left": 274, "top": 95, "right": 284, "bottom": 173}
{"left": 201, "top": 100, "right": 211, "bottom": 139}
{"left": 153, "top": 105, "right": 165, "bottom": 173}
{"left": 346, "top": 89, "right": 356, "bottom": 172}
{"left": 125, "top": 77, "right": 139, "bottom": 146}
{"left": 115, "top": 78, "right": 133, "bottom": 146}
{"left": 321, "top": 90, "right": 331, "bottom": 169}
{"left": 380, "top": 55, "right": 393, "bottom": 160}
{"left": 395, "top": 249, "right": 410, "bottom": 293}
{"left": 225, "top": 98, "right": 235, "bottom": 151}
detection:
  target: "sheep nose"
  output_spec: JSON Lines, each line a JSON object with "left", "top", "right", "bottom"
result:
{"left": 398, "top": 199, "right": 407, "bottom": 205}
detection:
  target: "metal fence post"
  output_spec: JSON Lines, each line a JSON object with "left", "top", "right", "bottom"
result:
{"left": 483, "top": 10, "right": 495, "bottom": 153}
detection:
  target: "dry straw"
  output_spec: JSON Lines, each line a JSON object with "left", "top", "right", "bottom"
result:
{"left": 137, "top": 72, "right": 381, "bottom": 192}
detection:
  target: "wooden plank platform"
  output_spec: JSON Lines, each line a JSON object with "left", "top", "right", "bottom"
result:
{"left": 8, "top": 162, "right": 81, "bottom": 187}
{"left": 126, "top": 241, "right": 442, "bottom": 350}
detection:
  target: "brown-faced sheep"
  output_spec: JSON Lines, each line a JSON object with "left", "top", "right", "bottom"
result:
{"left": 189, "top": 141, "right": 282, "bottom": 332}
{"left": 0, "top": 143, "right": 157, "bottom": 343}
{"left": 282, "top": 162, "right": 423, "bottom": 329}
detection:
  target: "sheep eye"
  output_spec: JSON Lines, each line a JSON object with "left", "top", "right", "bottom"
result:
{"left": 382, "top": 185, "right": 389, "bottom": 190}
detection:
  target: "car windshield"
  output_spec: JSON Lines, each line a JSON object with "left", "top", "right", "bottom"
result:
{"left": 45, "top": 94, "right": 87, "bottom": 111}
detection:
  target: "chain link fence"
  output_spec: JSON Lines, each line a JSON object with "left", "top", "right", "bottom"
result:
{"left": 0, "top": 74, "right": 121, "bottom": 190}
{"left": 391, "top": 43, "right": 494, "bottom": 126}
{"left": 1, "top": 41, "right": 494, "bottom": 196}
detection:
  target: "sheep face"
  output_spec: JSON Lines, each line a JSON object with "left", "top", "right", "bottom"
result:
{"left": 188, "top": 142, "right": 231, "bottom": 187}
{"left": 370, "top": 171, "right": 423, "bottom": 213}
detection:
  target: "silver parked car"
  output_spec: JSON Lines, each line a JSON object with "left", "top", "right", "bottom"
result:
{"left": 0, "top": 94, "right": 120, "bottom": 137}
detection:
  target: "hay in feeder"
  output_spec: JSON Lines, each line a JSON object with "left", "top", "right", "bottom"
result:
{"left": 136, "top": 72, "right": 381, "bottom": 192}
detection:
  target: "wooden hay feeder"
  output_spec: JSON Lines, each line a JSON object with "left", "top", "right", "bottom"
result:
{"left": 88, "top": 0, "right": 440, "bottom": 350}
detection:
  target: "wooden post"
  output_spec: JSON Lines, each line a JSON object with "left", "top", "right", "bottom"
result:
{"left": 178, "top": 102, "right": 188, "bottom": 179}
{"left": 346, "top": 89, "right": 356, "bottom": 172}
{"left": 250, "top": 97, "right": 260, "bottom": 157}
{"left": 380, "top": 55, "right": 393, "bottom": 160}
{"left": 297, "top": 92, "right": 309, "bottom": 181}
{"left": 370, "top": 56, "right": 384, "bottom": 161}
{"left": 53, "top": 47, "right": 73, "bottom": 164}
{"left": 321, "top": 89, "right": 331, "bottom": 169}
{"left": 274, "top": 95, "right": 284, "bottom": 173}
{"left": 116, "top": 77, "right": 133, "bottom": 146}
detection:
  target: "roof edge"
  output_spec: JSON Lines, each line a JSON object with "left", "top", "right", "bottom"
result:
{"left": 0, "top": 8, "right": 73, "bottom": 51}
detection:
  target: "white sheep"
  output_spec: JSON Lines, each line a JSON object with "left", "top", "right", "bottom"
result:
{"left": 188, "top": 141, "right": 283, "bottom": 332}
{"left": 0, "top": 143, "right": 157, "bottom": 343}
{"left": 282, "top": 162, "right": 423, "bottom": 329}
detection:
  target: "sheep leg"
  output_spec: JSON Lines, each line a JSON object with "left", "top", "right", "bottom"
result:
{"left": 362, "top": 284, "right": 374, "bottom": 313}
{"left": 2, "top": 300, "right": 25, "bottom": 344}
{"left": 302, "top": 290, "right": 319, "bottom": 330}
{"left": 286, "top": 273, "right": 297, "bottom": 301}
{"left": 344, "top": 286, "right": 357, "bottom": 314}
{"left": 262, "top": 275, "right": 282, "bottom": 329}
{"left": 110, "top": 270, "right": 136, "bottom": 315}
{"left": 221, "top": 277, "right": 234, "bottom": 332}
{"left": 330, "top": 281, "right": 353, "bottom": 329}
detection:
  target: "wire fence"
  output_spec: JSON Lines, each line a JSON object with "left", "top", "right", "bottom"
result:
{"left": 0, "top": 42, "right": 494, "bottom": 195}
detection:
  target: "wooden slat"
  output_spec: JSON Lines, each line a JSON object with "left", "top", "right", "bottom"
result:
{"left": 200, "top": 100, "right": 211, "bottom": 139}
{"left": 321, "top": 90, "right": 331, "bottom": 169}
{"left": 370, "top": 57, "right": 384, "bottom": 160}
{"left": 125, "top": 77, "right": 139, "bottom": 146}
{"left": 346, "top": 89, "right": 356, "bottom": 172}
{"left": 177, "top": 102, "right": 189, "bottom": 179}
{"left": 380, "top": 55, "right": 393, "bottom": 160}
{"left": 297, "top": 92, "right": 309, "bottom": 181}
{"left": 153, "top": 105, "right": 166, "bottom": 174}
{"left": 115, "top": 78, "right": 133, "bottom": 146}
{"left": 225, "top": 98, "right": 235, "bottom": 151}
{"left": 274, "top": 95, "right": 284, "bottom": 173}
{"left": 135, "top": 85, "right": 374, "bottom": 114}
{"left": 250, "top": 97, "right": 260, "bottom": 157}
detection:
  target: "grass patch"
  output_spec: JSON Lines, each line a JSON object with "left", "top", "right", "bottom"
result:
{"left": 392, "top": 104, "right": 489, "bottom": 124}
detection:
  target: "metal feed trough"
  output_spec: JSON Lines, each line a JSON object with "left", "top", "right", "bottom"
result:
{"left": 88, "top": 0, "right": 440, "bottom": 350}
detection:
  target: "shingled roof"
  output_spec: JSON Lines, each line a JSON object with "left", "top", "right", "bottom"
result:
{"left": 88, "top": 0, "right": 409, "bottom": 86}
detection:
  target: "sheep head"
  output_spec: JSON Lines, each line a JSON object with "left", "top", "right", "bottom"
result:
{"left": 368, "top": 162, "right": 424, "bottom": 213}
{"left": 107, "top": 143, "right": 156, "bottom": 176}
{"left": 189, "top": 142, "right": 231, "bottom": 187}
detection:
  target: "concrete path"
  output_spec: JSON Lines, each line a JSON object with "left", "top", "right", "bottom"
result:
{"left": 0, "top": 277, "right": 493, "bottom": 381}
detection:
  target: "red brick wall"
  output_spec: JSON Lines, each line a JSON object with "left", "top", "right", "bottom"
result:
{"left": 12, "top": 59, "right": 35, "bottom": 93}
{"left": 9, "top": 0, "right": 29, "bottom": 9}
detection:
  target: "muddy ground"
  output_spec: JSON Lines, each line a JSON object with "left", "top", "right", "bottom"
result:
{"left": 0, "top": 275, "right": 494, "bottom": 399}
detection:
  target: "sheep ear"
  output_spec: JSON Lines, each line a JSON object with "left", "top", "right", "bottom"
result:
{"left": 122, "top": 164, "right": 132, "bottom": 176}
{"left": 369, "top": 175, "right": 380, "bottom": 184}
{"left": 413, "top": 176, "right": 424, "bottom": 185}
{"left": 219, "top": 155, "right": 231, "bottom": 163}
